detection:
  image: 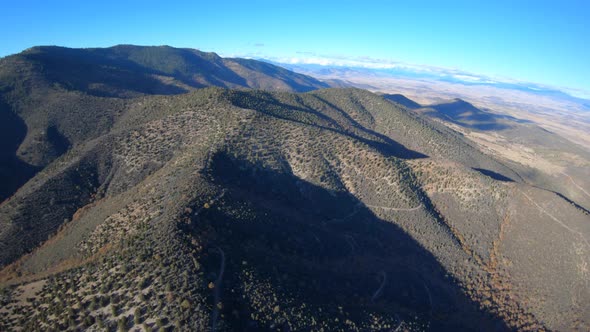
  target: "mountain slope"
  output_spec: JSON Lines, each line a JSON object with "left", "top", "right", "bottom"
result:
{"left": 413, "top": 98, "right": 590, "bottom": 212}
{"left": 2, "top": 45, "right": 329, "bottom": 97}
{"left": 1, "top": 87, "right": 588, "bottom": 331}
{"left": 0, "top": 45, "right": 329, "bottom": 202}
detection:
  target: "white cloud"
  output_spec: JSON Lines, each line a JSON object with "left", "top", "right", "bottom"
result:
{"left": 229, "top": 51, "right": 590, "bottom": 101}
{"left": 263, "top": 54, "right": 430, "bottom": 71}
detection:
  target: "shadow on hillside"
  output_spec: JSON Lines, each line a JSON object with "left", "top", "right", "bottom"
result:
{"left": 424, "top": 100, "right": 531, "bottom": 131}
{"left": 473, "top": 168, "right": 515, "bottom": 182}
{"left": 382, "top": 94, "right": 422, "bottom": 109}
{"left": 23, "top": 46, "right": 263, "bottom": 98}
{"left": 553, "top": 191, "right": 590, "bottom": 215}
{"left": 0, "top": 102, "right": 40, "bottom": 202}
{"left": 46, "top": 125, "right": 71, "bottom": 156}
{"left": 188, "top": 152, "right": 511, "bottom": 331}
{"left": 227, "top": 91, "right": 427, "bottom": 160}
{"left": 0, "top": 150, "right": 102, "bottom": 268}
{"left": 229, "top": 58, "right": 329, "bottom": 92}
{"left": 25, "top": 49, "right": 188, "bottom": 97}
{"left": 313, "top": 95, "right": 428, "bottom": 159}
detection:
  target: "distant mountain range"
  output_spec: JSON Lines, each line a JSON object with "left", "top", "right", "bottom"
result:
{"left": 0, "top": 45, "right": 589, "bottom": 332}
{"left": 265, "top": 57, "right": 590, "bottom": 154}
{"left": 266, "top": 60, "right": 590, "bottom": 108}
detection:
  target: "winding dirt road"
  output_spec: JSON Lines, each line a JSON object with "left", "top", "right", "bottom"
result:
{"left": 520, "top": 189, "right": 590, "bottom": 249}
{"left": 561, "top": 172, "right": 590, "bottom": 199}
{"left": 210, "top": 247, "right": 226, "bottom": 332}
{"left": 371, "top": 271, "right": 387, "bottom": 303}
{"left": 365, "top": 203, "right": 423, "bottom": 212}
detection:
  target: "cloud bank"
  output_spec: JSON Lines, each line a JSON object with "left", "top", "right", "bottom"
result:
{"left": 246, "top": 53, "right": 590, "bottom": 100}
{"left": 222, "top": 49, "right": 590, "bottom": 101}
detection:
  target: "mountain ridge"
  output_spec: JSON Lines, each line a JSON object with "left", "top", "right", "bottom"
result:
{"left": 0, "top": 45, "right": 330, "bottom": 202}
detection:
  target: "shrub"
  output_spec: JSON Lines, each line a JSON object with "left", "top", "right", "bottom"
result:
{"left": 134, "top": 308, "right": 142, "bottom": 324}
{"left": 84, "top": 315, "right": 95, "bottom": 327}
{"left": 117, "top": 317, "right": 127, "bottom": 331}
{"left": 180, "top": 299, "right": 191, "bottom": 310}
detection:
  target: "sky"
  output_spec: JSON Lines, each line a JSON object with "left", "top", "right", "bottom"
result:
{"left": 1, "top": 0, "right": 589, "bottom": 96}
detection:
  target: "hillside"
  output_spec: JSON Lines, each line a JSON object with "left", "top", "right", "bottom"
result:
{"left": 412, "top": 98, "right": 590, "bottom": 212}
{"left": 0, "top": 79, "right": 588, "bottom": 331}
{"left": 0, "top": 45, "right": 329, "bottom": 202}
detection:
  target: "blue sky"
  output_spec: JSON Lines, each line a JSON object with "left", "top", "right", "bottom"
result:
{"left": 1, "top": 0, "right": 588, "bottom": 95}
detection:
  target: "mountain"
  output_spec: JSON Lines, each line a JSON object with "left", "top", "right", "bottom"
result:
{"left": 5, "top": 45, "right": 329, "bottom": 97}
{"left": 287, "top": 57, "right": 590, "bottom": 212}
{"left": 0, "top": 46, "right": 589, "bottom": 332}
{"left": 0, "top": 45, "right": 329, "bottom": 202}
{"left": 412, "top": 98, "right": 590, "bottom": 212}
{"left": 273, "top": 60, "right": 590, "bottom": 150}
